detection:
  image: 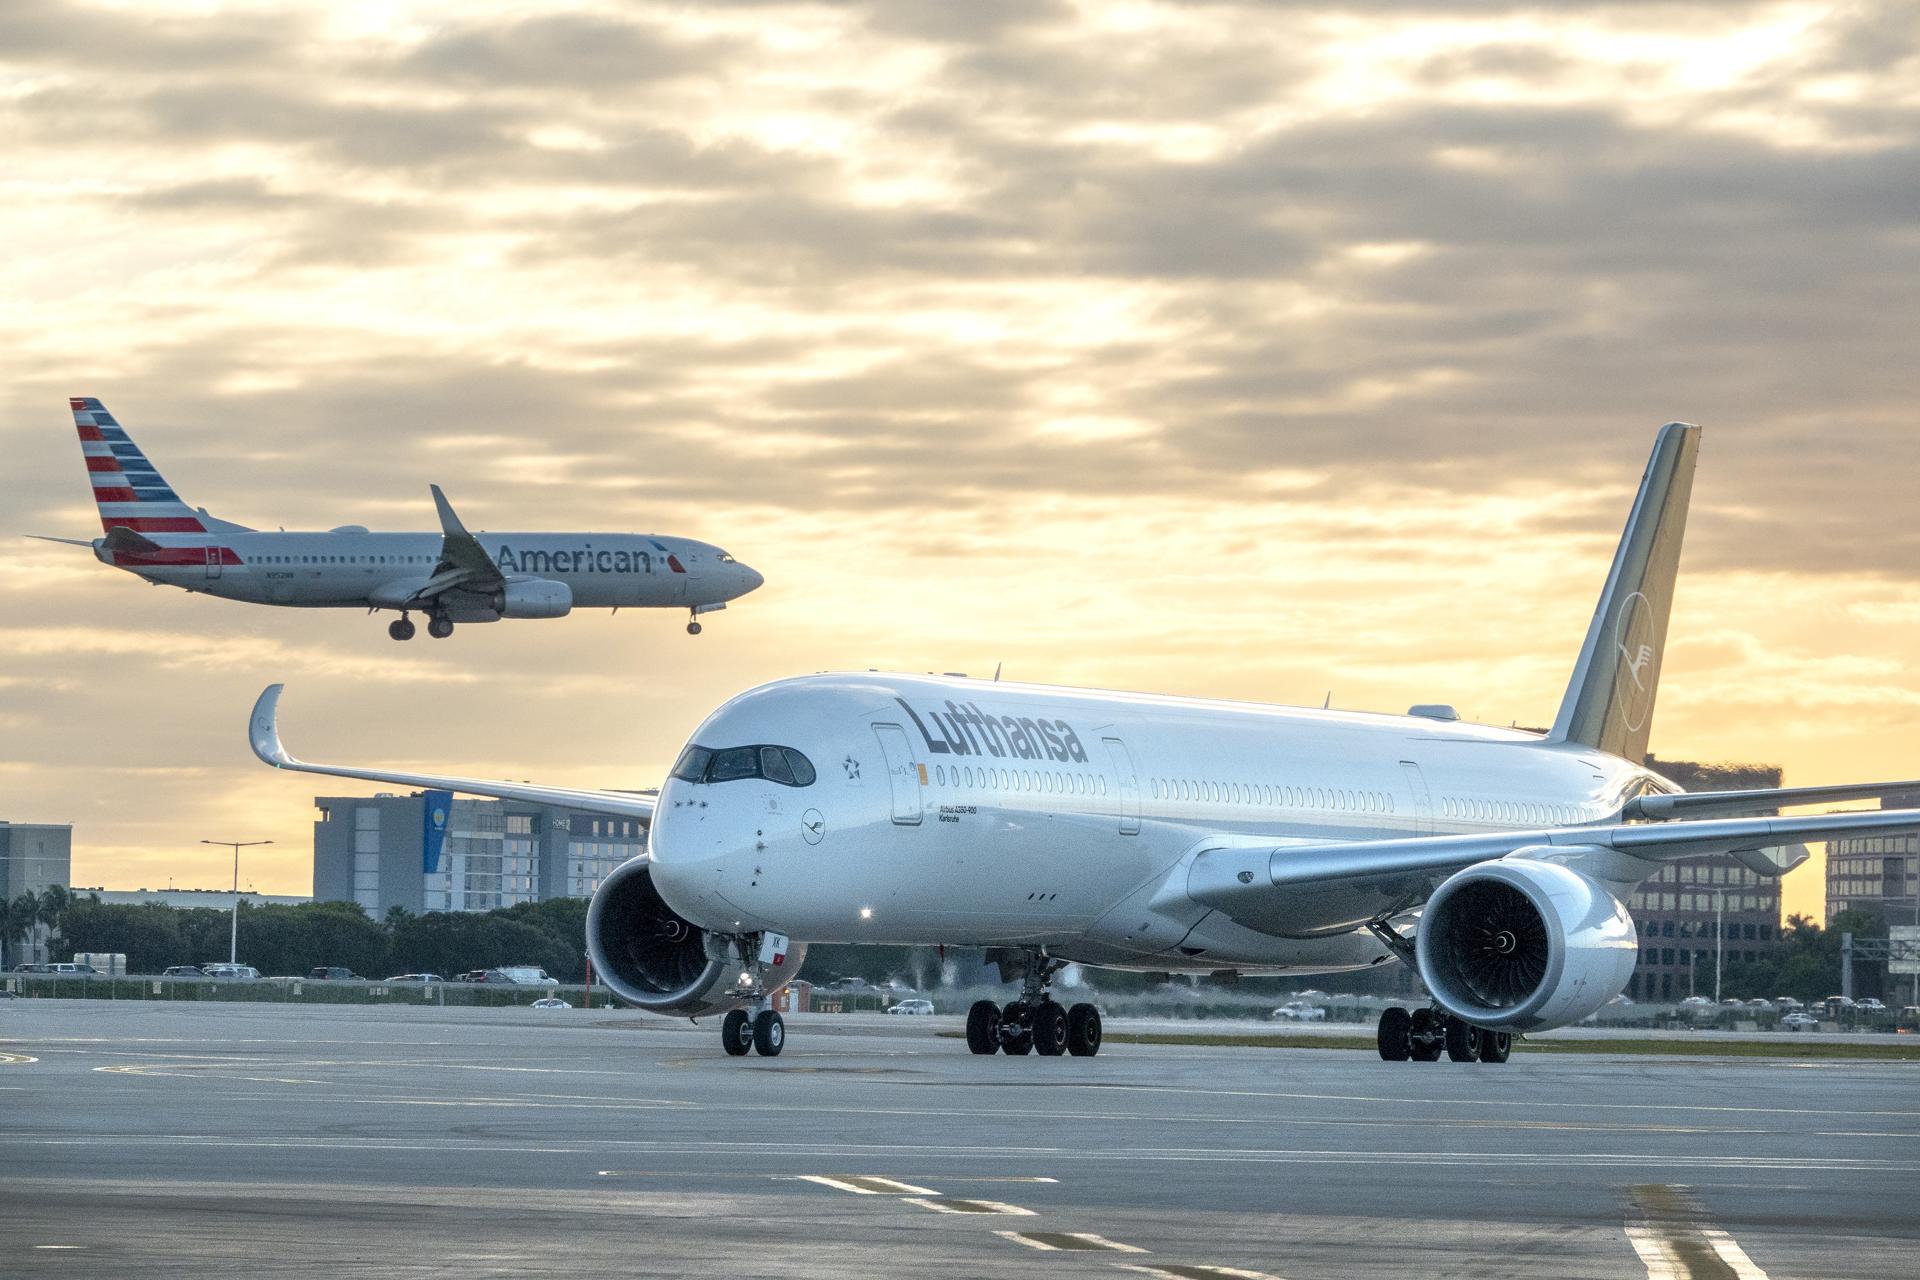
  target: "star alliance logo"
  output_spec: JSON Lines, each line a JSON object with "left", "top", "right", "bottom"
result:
{"left": 842, "top": 755, "right": 861, "bottom": 780}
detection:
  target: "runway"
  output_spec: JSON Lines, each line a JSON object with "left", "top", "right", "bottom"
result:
{"left": 3, "top": 1002, "right": 1916, "bottom": 1278}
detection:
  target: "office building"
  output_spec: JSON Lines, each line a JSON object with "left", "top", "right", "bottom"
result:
{"left": 1623, "top": 757, "right": 1785, "bottom": 1001}
{"left": 313, "top": 791, "right": 651, "bottom": 915}
{"left": 1826, "top": 792, "right": 1920, "bottom": 925}
{"left": 1, "top": 821, "right": 72, "bottom": 900}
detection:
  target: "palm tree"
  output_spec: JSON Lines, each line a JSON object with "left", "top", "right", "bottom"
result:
{"left": 384, "top": 904, "right": 414, "bottom": 930}
{"left": 38, "top": 885, "right": 71, "bottom": 961}
{"left": 9, "top": 893, "right": 41, "bottom": 967}
{"left": 0, "top": 896, "right": 17, "bottom": 969}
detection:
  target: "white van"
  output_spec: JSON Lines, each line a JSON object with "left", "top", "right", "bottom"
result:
{"left": 496, "top": 966, "right": 560, "bottom": 988}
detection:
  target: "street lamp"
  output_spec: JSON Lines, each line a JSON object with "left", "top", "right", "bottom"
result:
{"left": 201, "top": 839, "right": 272, "bottom": 965}
{"left": 1713, "top": 887, "right": 1724, "bottom": 1005}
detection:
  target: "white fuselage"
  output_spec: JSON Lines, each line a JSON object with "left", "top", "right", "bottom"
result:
{"left": 647, "top": 673, "right": 1672, "bottom": 976}
{"left": 97, "top": 530, "right": 760, "bottom": 614}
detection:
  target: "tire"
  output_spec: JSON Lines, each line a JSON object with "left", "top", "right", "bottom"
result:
{"left": 966, "top": 999, "right": 1002, "bottom": 1055}
{"left": 388, "top": 618, "right": 415, "bottom": 641}
{"left": 752, "top": 1009, "right": 784, "bottom": 1057}
{"left": 1479, "top": 1029, "right": 1513, "bottom": 1064}
{"left": 428, "top": 616, "right": 454, "bottom": 639}
{"left": 722, "top": 1009, "right": 751, "bottom": 1056}
{"left": 1067, "top": 1003, "right": 1102, "bottom": 1057}
{"left": 1444, "top": 1017, "right": 1482, "bottom": 1063}
{"left": 1001, "top": 1001, "right": 1032, "bottom": 1055}
{"left": 1376, "top": 1006, "right": 1412, "bottom": 1061}
{"left": 1409, "top": 1008, "right": 1444, "bottom": 1061}
{"left": 1032, "top": 1001, "right": 1069, "bottom": 1056}
{"left": 687, "top": 621, "right": 702, "bottom": 635}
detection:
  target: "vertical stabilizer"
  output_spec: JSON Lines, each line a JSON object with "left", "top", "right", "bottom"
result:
{"left": 70, "top": 397, "right": 206, "bottom": 534}
{"left": 1547, "top": 422, "right": 1700, "bottom": 762}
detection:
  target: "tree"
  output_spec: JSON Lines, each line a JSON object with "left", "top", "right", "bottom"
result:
{"left": 38, "top": 884, "right": 72, "bottom": 962}
{"left": 8, "top": 893, "right": 40, "bottom": 966}
{"left": 384, "top": 905, "right": 414, "bottom": 930}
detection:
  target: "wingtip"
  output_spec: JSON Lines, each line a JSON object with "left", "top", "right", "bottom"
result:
{"left": 249, "top": 683, "right": 291, "bottom": 768}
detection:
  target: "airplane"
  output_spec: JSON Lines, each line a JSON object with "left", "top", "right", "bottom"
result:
{"left": 32, "top": 397, "right": 763, "bottom": 639}
{"left": 245, "top": 422, "right": 1920, "bottom": 1060}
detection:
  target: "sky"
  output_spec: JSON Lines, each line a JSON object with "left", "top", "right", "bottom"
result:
{"left": 2, "top": 1, "right": 1916, "bottom": 924}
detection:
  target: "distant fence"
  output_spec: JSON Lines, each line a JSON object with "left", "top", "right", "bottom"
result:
{"left": 1, "top": 974, "right": 604, "bottom": 1008}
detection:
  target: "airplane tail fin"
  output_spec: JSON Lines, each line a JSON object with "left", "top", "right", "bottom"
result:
{"left": 1546, "top": 422, "right": 1701, "bottom": 763}
{"left": 70, "top": 397, "right": 222, "bottom": 535}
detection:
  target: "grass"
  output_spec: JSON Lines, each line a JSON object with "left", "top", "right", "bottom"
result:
{"left": 938, "top": 1030, "right": 1920, "bottom": 1059}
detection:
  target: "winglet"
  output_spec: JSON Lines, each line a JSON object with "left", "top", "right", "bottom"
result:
{"left": 429, "top": 484, "right": 470, "bottom": 539}
{"left": 249, "top": 683, "right": 294, "bottom": 768}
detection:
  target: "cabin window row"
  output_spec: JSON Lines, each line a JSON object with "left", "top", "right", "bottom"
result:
{"left": 1441, "top": 796, "right": 1581, "bottom": 826}
{"left": 930, "top": 764, "right": 1108, "bottom": 797}
{"left": 255, "top": 554, "right": 436, "bottom": 565}
{"left": 1149, "top": 778, "right": 1395, "bottom": 814}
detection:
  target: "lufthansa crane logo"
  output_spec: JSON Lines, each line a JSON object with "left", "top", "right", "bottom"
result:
{"left": 1613, "top": 590, "right": 1658, "bottom": 733}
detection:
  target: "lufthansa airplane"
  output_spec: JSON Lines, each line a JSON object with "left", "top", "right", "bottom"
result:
{"left": 247, "top": 423, "right": 1919, "bottom": 1060}
{"left": 33, "top": 397, "right": 762, "bottom": 639}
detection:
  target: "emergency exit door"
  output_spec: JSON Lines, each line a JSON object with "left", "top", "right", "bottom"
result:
{"left": 871, "top": 723, "right": 923, "bottom": 826}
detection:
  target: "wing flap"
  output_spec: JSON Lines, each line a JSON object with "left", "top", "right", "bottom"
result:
{"left": 249, "top": 684, "right": 654, "bottom": 823}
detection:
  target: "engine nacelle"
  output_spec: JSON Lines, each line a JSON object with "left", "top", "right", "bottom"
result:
{"left": 494, "top": 578, "right": 573, "bottom": 619}
{"left": 585, "top": 857, "right": 803, "bottom": 1017}
{"left": 1416, "top": 857, "right": 1636, "bottom": 1032}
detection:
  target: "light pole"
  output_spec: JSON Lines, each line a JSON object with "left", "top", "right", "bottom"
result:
{"left": 202, "top": 839, "right": 272, "bottom": 965}
{"left": 1713, "top": 887, "right": 1724, "bottom": 1005}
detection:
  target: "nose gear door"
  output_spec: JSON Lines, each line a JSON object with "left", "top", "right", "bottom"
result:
{"left": 871, "top": 722, "right": 923, "bottom": 826}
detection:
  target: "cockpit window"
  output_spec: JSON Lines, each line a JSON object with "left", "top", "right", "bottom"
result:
{"left": 718, "top": 552, "right": 736, "bottom": 564}
{"left": 671, "top": 743, "right": 816, "bottom": 788}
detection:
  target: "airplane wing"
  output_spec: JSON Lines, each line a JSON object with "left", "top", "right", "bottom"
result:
{"left": 395, "top": 486, "right": 507, "bottom": 606}
{"left": 1184, "top": 806, "right": 1920, "bottom": 937}
{"left": 1625, "top": 779, "right": 1920, "bottom": 821}
{"left": 248, "top": 684, "right": 655, "bottom": 824}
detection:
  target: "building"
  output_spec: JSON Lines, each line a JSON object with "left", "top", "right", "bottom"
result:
{"left": 1, "top": 821, "right": 72, "bottom": 902}
{"left": 1623, "top": 757, "right": 1785, "bottom": 1002}
{"left": 313, "top": 791, "right": 652, "bottom": 915}
{"left": 1826, "top": 792, "right": 1920, "bottom": 926}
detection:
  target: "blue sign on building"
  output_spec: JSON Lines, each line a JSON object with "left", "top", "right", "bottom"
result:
{"left": 422, "top": 790, "right": 453, "bottom": 873}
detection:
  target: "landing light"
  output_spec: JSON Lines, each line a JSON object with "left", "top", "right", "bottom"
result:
{"left": 859, "top": 907, "right": 873, "bottom": 921}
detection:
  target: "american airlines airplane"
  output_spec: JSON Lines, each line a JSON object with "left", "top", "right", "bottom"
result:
{"left": 34, "top": 397, "right": 763, "bottom": 639}
{"left": 247, "top": 423, "right": 1919, "bottom": 1061}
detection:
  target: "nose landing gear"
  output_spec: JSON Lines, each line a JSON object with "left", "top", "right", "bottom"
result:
{"left": 966, "top": 949, "right": 1103, "bottom": 1057}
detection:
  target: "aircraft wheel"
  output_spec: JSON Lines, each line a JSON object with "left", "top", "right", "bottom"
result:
{"left": 1032, "top": 1001, "right": 1069, "bottom": 1056}
{"left": 686, "top": 620, "right": 703, "bottom": 635}
{"left": 1376, "top": 1006, "right": 1412, "bottom": 1061}
{"left": 752, "top": 1009, "right": 784, "bottom": 1057}
{"left": 965, "top": 999, "right": 1002, "bottom": 1054}
{"left": 722, "top": 1009, "right": 752, "bottom": 1056}
{"left": 1444, "top": 1017, "right": 1483, "bottom": 1063}
{"left": 388, "top": 617, "right": 415, "bottom": 642}
{"left": 427, "top": 616, "right": 454, "bottom": 639}
{"left": 1479, "top": 1029, "right": 1513, "bottom": 1064}
{"left": 1067, "top": 1002, "right": 1102, "bottom": 1057}
{"left": 1000, "top": 1001, "right": 1032, "bottom": 1055}
{"left": 1409, "top": 1008, "right": 1444, "bottom": 1061}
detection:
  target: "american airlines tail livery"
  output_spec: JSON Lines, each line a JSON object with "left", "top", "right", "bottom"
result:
{"left": 248, "top": 423, "right": 1920, "bottom": 1061}
{"left": 35, "top": 397, "right": 763, "bottom": 639}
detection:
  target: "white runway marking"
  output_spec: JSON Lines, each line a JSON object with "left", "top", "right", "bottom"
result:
{"left": 1116, "top": 1264, "right": 1285, "bottom": 1279}
{"left": 997, "top": 1231, "right": 1146, "bottom": 1253}
{"left": 794, "top": 1174, "right": 938, "bottom": 1196}
{"left": 901, "top": 1196, "right": 1035, "bottom": 1215}
{"left": 1625, "top": 1184, "right": 1772, "bottom": 1280}
{"left": 1701, "top": 1228, "right": 1771, "bottom": 1280}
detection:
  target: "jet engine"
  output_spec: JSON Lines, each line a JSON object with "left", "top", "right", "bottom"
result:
{"left": 494, "top": 578, "right": 573, "bottom": 619}
{"left": 1415, "top": 857, "right": 1636, "bottom": 1032}
{"left": 585, "top": 857, "right": 803, "bottom": 1017}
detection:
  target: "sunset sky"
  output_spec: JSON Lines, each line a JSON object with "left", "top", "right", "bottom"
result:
{"left": 2, "top": 1, "right": 1916, "bottom": 923}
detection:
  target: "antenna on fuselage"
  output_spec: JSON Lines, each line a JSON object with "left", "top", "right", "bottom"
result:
{"left": 993, "top": 662, "right": 1002, "bottom": 682}
{"left": 1322, "top": 691, "right": 1332, "bottom": 709}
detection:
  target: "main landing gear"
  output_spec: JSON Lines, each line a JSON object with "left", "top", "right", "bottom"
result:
{"left": 721, "top": 1006, "right": 785, "bottom": 1057}
{"left": 1376, "top": 1005, "right": 1512, "bottom": 1064}
{"left": 385, "top": 611, "right": 453, "bottom": 640}
{"left": 966, "top": 951, "right": 1103, "bottom": 1057}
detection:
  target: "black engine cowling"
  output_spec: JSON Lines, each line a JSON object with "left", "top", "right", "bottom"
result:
{"left": 1416, "top": 856, "right": 1636, "bottom": 1032}
{"left": 585, "top": 857, "right": 802, "bottom": 1017}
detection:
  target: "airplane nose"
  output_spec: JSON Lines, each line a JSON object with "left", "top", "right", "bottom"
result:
{"left": 739, "top": 564, "right": 764, "bottom": 594}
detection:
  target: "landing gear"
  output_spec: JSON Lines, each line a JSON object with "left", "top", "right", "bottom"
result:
{"left": 686, "top": 620, "right": 702, "bottom": 635}
{"left": 427, "top": 615, "right": 454, "bottom": 640}
{"left": 752, "top": 1009, "right": 784, "bottom": 1057}
{"left": 968, "top": 950, "right": 1103, "bottom": 1058}
{"left": 686, "top": 608, "right": 703, "bottom": 636}
{"left": 1377, "top": 1005, "right": 1509, "bottom": 1064}
{"left": 387, "top": 615, "right": 416, "bottom": 642}
{"left": 722, "top": 1008, "right": 753, "bottom": 1056}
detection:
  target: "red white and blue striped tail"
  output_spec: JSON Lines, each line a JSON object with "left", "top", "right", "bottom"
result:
{"left": 71, "top": 397, "right": 207, "bottom": 535}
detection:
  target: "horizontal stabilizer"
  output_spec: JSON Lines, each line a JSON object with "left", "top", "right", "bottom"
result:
{"left": 24, "top": 534, "right": 94, "bottom": 547}
{"left": 101, "top": 526, "right": 163, "bottom": 554}
{"left": 1627, "top": 779, "right": 1920, "bottom": 821}
{"left": 249, "top": 684, "right": 655, "bottom": 823}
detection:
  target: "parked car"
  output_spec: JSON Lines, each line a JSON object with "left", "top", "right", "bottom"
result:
{"left": 40, "top": 963, "right": 97, "bottom": 975}
{"left": 494, "top": 966, "right": 560, "bottom": 988}
{"left": 1855, "top": 998, "right": 1887, "bottom": 1012}
{"left": 200, "top": 964, "right": 260, "bottom": 980}
{"left": 1774, "top": 996, "right": 1804, "bottom": 1009}
{"left": 10, "top": 963, "right": 52, "bottom": 973}
{"left": 887, "top": 999, "right": 936, "bottom": 1015}
{"left": 530, "top": 997, "right": 572, "bottom": 1010}
{"left": 161, "top": 966, "right": 204, "bottom": 978}
{"left": 1680, "top": 995, "right": 1714, "bottom": 1007}
{"left": 458, "top": 969, "right": 518, "bottom": 984}
{"left": 1270, "top": 1002, "right": 1328, "bottom": 1022}
{"left": 1745, "top": 998, "right": 1773, "bottom": 1009}
{"left": 1607, "top": 994, "right": 1635, "bottom": 1006}
{"left": 384, "top": 973, "right": 444, "bottom": 984}
{"left": 307, "top": 967, "right": 362, "bottom": 981}
{"left": 1780, "top": 1012, "right": 1820, "bottom": 1030}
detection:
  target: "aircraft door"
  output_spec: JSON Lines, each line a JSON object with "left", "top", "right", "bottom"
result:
{"left": 204, "top": 546, "right": 222, "bottom": 580}
{"left": 871, "top": 723, "right": 923, "bottom": 826}
{"left": 1103, "top": 737, "right": 1141, "bottom": 835}
{"left": 1399, "top": 760, "right": 1433, "bottom": 836}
